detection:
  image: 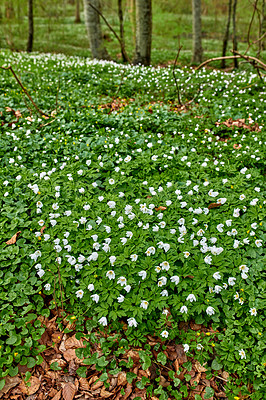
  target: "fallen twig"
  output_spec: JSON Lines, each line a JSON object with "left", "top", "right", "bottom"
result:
{"left": 0, "top": 65, "right": 50, "bottom": 117}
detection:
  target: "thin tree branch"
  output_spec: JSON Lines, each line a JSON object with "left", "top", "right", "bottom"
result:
{"left": 231, "top": 50, "right": 266, "bottom": 70}
{"left": 88, "top": 1, "right": 131, "bottom": 63}
{"left": 195, "top": 53, "right": 266, "bottom": 71}
{"left": 245, "top": 0, "right": 259, "bottom": 54}
{"left": 0, "top": 65, "right": 50, "bottom": 117}
{"left": 173, "top": 46, "right": 183, "bottom": 106}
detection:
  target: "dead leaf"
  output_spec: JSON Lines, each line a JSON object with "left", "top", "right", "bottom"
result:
{"left": 155, "top": 206, "right": 167, "bottom": 211}
{"left": 208, "top": 203, "right": 222, "bottom": 210}
{"left": 175, "top": 345, "right": 187, "bottom": 364}
{"left": 117, "top": 372, "right": 127, "bottom": 386}
{"left": 100, "top": 387, "right": 113, "bottom": 398}
{"left": 64, "top": 335, "right": 86, "bottom": 350}
{"left": 0, "top": 376, "right": 21, "bottom": 395}
{"left": 40, "top": 226, "right": 46, "bottom": 234}
{"left": 18, "top": 376, "right": 40, "bottom": 395}
{"left": 6, "top": 231, "right": 21, "bottom": 245}
{"left": 51, "top": 390, "right": 62, "bottom": 400}
{"left": 195, "top": 360, "right": 207, "bottom": 373}
{"left": 121, "top": 384, "right": 132, "bottom": 400}
{"left": 79, "top": 378, "right": 90, "bottom": 392}
{"left": 158, "top": 375, "right": 170, "bottom": 387}
{"left": 62, "top": 382, "right": 76, "bottom": 400}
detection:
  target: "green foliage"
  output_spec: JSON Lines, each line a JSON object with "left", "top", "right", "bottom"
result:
{"left": 0, "top": 52, "right": 265, "bottom": 399}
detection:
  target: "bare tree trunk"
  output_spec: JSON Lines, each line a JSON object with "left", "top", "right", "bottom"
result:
{"left": 192, "top": 0, "right": 203, "bottom": 63}
{"left": 83, "top": 0, "right": 109, "bottom": 59}
{"left": 75, "top": 0, "right": 81, "bottom": 22}
{"left": 118, "top": 0, "right": 127, "bottom": 62}
{"left": 27, "top": 0, "right": 34, "bottom": 53}
{"left": 134, "top": 0, "right": 152, "bottom": 65}
{"left": 221, "top": 0, "right": 232, "bottom": 68}
{"left": 129, "top": 0, "right": 136, "bottom": 47}
{"left": 232, "top": 0, "right": 238, "bottom": 68}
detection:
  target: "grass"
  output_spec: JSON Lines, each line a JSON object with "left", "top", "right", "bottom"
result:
{"left": 0, "top": 50, "right": 265, "bottom": 399}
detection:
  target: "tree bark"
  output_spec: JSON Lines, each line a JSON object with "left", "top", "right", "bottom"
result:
{"left": 75, "top": 0, "right": 81, "bottom": 23}
{"left": 118, "top": 0, "right": 127, "bottom": 62}
{"left": 232, "top": 0, "right": 238, "bottom": 68}
{"left": 134, "top": 0, "right": 152, "bottom": 66}
{"left": 221, "top": 0, "right": 232, "bottom": 68}
{"left": 27, "top": 0, "right": 34, "bottom": 53}
{"left": 192, "top": 0, "right": 203, "bottom": 63}
{"left": 83, "top": 0, "right": 109, "bottom": 59}
{"left": 259, "top": 0, "right": 265, "bottom": 52}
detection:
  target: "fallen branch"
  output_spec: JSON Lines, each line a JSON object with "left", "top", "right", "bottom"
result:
{"left": 0, "top": 65, "right": 50, "bottom": 117}
{"left": 88, "top": 1, "right": 131, "bottom": 63}
{"left": 195, "top": 53, "right": 266, "bottom": 72}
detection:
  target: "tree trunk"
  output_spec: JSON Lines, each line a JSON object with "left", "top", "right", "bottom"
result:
{"left": 259, "top": 0, "right": 265, "bottom": 53}
{"left": 83, "top": 0, "right": 109, "bottom": 59}
{"left": 128, "top": 0, "right": 136, "bottom": 47}
{"left": 27, "top": 0, "right": 34, "bottom": 53}
{"left": 5, "top": 1, "right": 15, "bottom": 19}
{"left": 232, "top": 0, "right": 238, "bottom": 68}
{"left": 118, "top": 0, "right": 127, "bottom": 62}
{"left": 192, "top": 0, "right": 203, "bottom": 63}
{"left": 134, "top": 0, "right": 152, "bottom": 66}
{"left": 221, "top": 0, "right": 232, "bottom": 68}
{"left": 75, "top": 0, "right": 81, "bottom": 23}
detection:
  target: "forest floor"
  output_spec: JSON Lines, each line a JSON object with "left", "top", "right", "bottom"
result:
{"left": 0, "top": 50, "right": 265, "bottom": 400}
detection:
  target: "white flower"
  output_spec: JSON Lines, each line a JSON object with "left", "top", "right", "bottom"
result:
{"left": 239, "top": 349, "right": 246, "bottom": 360}
{"left": 117, "top": 276, "right": 127, "bottom": 286}
{"left": 228, "top": 277, "right": 236, "bottom": 286}
{"left": 214, "top": 285, "right": 223, "bottom": 293}
{"left": 124, "top": 285, "right": 131, "bottom": 293}
{"left": 76, "top": 290, "right": 84, "bottom": 299}
{"left": 183, "top": 344, "right": 190, "bottom": 353}
{"left": 44, "top": 283, "right": 51, "bottom": 291}
{"left": 138, "top": 270, "right": 147, "bottom": 280}
{"left": 180, "top": 305, "right": 188, "bottom": 314}
{"left": 109, "top": 256, "right": 116, "bottom": 266}
{"left": 117, "top": 294, "right": 125, "bottom": 303}
{"left": 161, "top": 330, "right": 169, "bottom": 338}
{"left": 140, "top": 300, "right": 149, "bottom": 309}
{"left": 107, "top": 201, "right": 116, "bottom": 208}
{"left": 130, "top": 254, "right": 138, "bottom": 261}
{"left": 213, "top": 272, "right": 221, "bottom": 280}
{"left": 160, "top": 290, "right": 168, "bottom": 297}
{"left": 37, "top": 269, "right": 45, "bottom": 278}
{"left": 255, "top": 239, "right": 262, "bottom": 247}
{"left": 249, "top": 307, "right": 257, "bottom": 316}
{"left": 239, "top": 194, "right": 246, "bottom": 200}
{"left": 106, "top": 270, "right": 115, "bottom": 280}
{"left": 88, "top": 284, "right": 94, "bottom": 291}
{"left": 91, "top": 294, "right": 99, "bottom": 303}
{"left": 128, "top": 317, "right": 138, "bottom": 327}
{"left": 109, "top": 178, "right": 115, "bottom": 185}
{"left": 204, "top": 255, "right": 212, "bottom": 264}
{"left": 186, "top": 294, "right": 196, "bottom": 302}
{"left": 170, "top": 276, "right": 180, "bottom": 285}
{"left": 239, "top": 265, "right": 249, "bottom": 273}
{"left": 160, "top": 261, "right": 170, "bottom": 271}
{"left": 183, "top": 251, "right": 190, "bottom": 258}
{"left": 206, "top": 306, "right": 215, "bottom": 316}
{"left": 99, "top": 317, "right": 107, "bottom": 326}
{"left": 158, "top": 276, "right": 167, "bottom": 287}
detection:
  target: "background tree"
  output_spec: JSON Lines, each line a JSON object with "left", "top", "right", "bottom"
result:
{"left": 232, "top": 0, "right": 238, "bottom": 67}
{"left": 192, "top": 0, "right": 203, "bottom": 63}
{"left": 83, "top": 0, "right": 109, "bottom": 59}
{"left": 221, "top": 0, "right": 232, "bottom": 68}
{"left": 118, "top": 0, "right": 127, "bottom": 62}
{"left": 75, "top": 0, "right": 81, "bottom": 23}
{"left": 134, "top": 0, "right": 152, "bottom": 65}
{"left": 27, "top": 0, "right": 34, "bottom": 52}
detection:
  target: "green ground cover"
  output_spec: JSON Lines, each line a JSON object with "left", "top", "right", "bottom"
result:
{"left": 0, "top": 51, "right": 265, "bottom": 399}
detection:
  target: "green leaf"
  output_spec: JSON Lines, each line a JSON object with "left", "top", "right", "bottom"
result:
{"left": 157, "top": 352, "right": 167, "bottom": 365}
{"left": 50, "top": 362, "right": 62, "bottom": 371}
{"left": 211, "top": 358, "right": 223, "bottom": 371}
{"left": 204, "top": 387, "right": 215, "bottom": 399}
{"left": 27, "top": 357, "right": 36, "bottom": 369}
{"left": 0, "top": 380, "right": 5, "bottom": 391}
{"left": 99, "top": 372, "right": 108, "bottom": 382}
{"left": 76, "top": 366, "right": 87, "bottom": 378}
{"left": 126, "top": 372, "right": 137, "bottom": 383}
